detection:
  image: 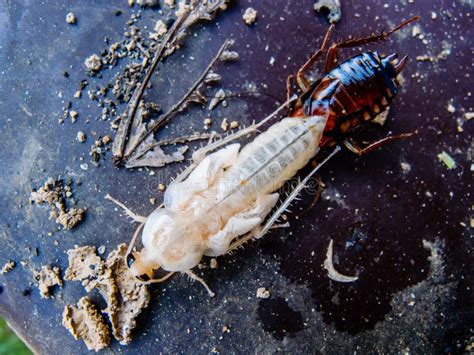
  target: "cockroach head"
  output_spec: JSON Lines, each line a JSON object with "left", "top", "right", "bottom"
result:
{"left": 381, "top": 53, "right": 408, "bottom": 77}
{"left": 126, "top": 250, "right": 158, "bottom": 282}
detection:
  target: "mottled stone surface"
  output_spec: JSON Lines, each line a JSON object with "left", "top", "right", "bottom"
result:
{"left": 0, "top": 0, "right": 471, "bottom": 353}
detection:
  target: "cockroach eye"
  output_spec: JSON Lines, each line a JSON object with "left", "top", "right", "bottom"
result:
{"left": 126, "top": 253, "right": 136, "bottom": 268}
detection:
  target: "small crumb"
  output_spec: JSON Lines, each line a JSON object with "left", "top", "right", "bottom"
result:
{"left": 97, "top": 246, "right": 106, "bottom": 255}
{"left": 220, "top": 118, "right": 229, "bottom": 131}
{"left": 256, "top": 287, "right": 270, "bottom": 299}
{"left": 102, "top": 135, "right": 111, "bottom": 144}
{"left": 1, "top": 260, "right": 15, "bottom": 274}
{"left": 84, "top": 54, "right": 102, "bottom": 72}
{"left": 153, "top": 20, "right": 168, "bottom": 38}
{"left": 464, "top": 112, "right": 474, "bottom": 121}
{"left": 431, "top": 11, "right": 437, "bottom": 20}
{"left": 34, "top": 265, "right": 63, "bottom": 299}
{"left": 243, "top": 7, "right": 257, "bottom": 25}
{"left": 149, "top": 197, "right": 156, "bottom": 205}
{"left": 74, "top": 90, "right": 81, "bottom": 99}
{"left": 437, "top": 151, "right": 456, "bottom": 170}
{"left": 400, "top": 161, "right": 411, "bottom": 174}
{"left": 412, "top": 25, "right": 421, "bottom": 37}
{"left": 159, "top": 183, "right": 166, "bottom": 191}
{"left": 269, "top": 56, "right": 276, "bottom": 66}
{"left": 70, "top": 110, "right": 78, "bottom": 122}
{"left": 220, "top": 50, "right": 239, "bottom": 62}
{"left": 77, "top": 131, "right": 86, "bottom": 143}
{"left": 128, "top": 0, "right": 135, "bottom": 6}
{"left": 210, "top": 258, "right": 218, "bottom": 269}
{"left": 80, "top": 163, "right": 89, "bottom": 171}
{"left": 222, "top": 325, "right": 231, "bottom": 333}
{"left": 230, "top": 120, "right": 239, "bottom": 129}
{"left": 164, "top": 0, "right": 175, "bottom": 6}
{"left": 204, "top": 117, "right": 212, "bottom": 126}
{"left": 314, "top": 0, "right": 342, "bottom": 23}
{"left": 66, "top": 12, "right": 77, "bottom": 24}
{"left": 209, "top": 89, "right": 226, "bottom": 110}
{"left": 446, "top": 103, "right": 456, "bottom": 113}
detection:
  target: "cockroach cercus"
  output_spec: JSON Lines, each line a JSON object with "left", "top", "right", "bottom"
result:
{"left": 106, "top": 16, "right": 419, "bottom": 296}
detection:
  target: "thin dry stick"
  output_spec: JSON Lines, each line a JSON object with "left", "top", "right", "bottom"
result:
{"left": 125, "top": 39, "right": 234, "bottom": 161}
{"left": 113, "top": 8, "right": 192, "bottom": 160}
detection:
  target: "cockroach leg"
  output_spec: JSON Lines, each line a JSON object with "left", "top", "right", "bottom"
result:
{"left": 142, "top": 271, "right": 175, "bottom": 285}
{"left": 105, "top": 194, "right": 148, "bottom": 223}
{"left": 324, "top": 16, "right": 420, "bottom": 73}
{"left": 188, "top": 95, "right": 298, "bottom": 170}
{"left": 185, "top": 270, "right": 215, "bottom": 297}
{"left": 286, "top": 74, "right": 295, "bottom": 101}
{"left": 226, "top": 146, "right": 341, "bottom": 253}
{"left": 301, "top": 174, "right": 324, "bottom": 215}
{"left": 296, "top": 24, "right": 335, "bottom": 91}
{"left": 343, "top": 132, "right": 414, "bottom": 156}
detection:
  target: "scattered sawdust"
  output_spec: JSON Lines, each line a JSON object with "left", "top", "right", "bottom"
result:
{"left": 84, "top": 54, "right": 102, "bottom": 72}
{"left": 63, "top": 297, "right": 111, "bottom": 352}
{"left": 220, "top": 118, "right": 229, "bottom": 131}
{"left": 1, "top": 260, "right": 15, "bottom": 274}
{"left": 256, "top": 287, "right": 270, "bottom": 299}
{"left": 210, "top": 258, "right": 218, "bottom": 269}
{"left": 33, "top": 265, "right": 63, "bottom": 299}
{"left": 230, "top": 120, "right": 239, "bottom": 129}
{"left": 66, "top": 12, "right": 77, "bottom": 24}
{"left": 65, "top": 244, "right": 150, "bottom": 345}
{"left": 76, "top": 131, "right": 86, "bottom": 142}
{"left": 242, "top": 7, "right": 257, "bottom": 25}
{"left": 30, "top": 177, "right": 85, "bottom": 229}
{"left": 314, "top": 0, "right": 341, "bottom": 23}
{"left": 209, "top": 88, "right": 226, "bottom": 110}
{"left": 150, "top": 20, "right": 168, "bottom": 40}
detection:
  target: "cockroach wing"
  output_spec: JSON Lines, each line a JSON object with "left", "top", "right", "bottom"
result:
{"left": 164, "top": 143, "right": 240, "bottom": 210}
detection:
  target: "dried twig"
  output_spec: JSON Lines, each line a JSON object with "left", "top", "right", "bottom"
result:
{"left": 113, "top": 0, "right": 230, "bottom": 165}
{"left": 125, "top": 39, "right": 234, "bottom": 163}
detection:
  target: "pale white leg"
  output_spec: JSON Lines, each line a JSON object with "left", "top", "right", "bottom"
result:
{"left": 105, "top": 194, "right": 148, "bottom": 223}
{"left": 174, "top": 96, "right": 298, "bottom": 184}
{"left": 142, "top": 271, "right": 176, "bottom": 285}
{"left": 205, "top": 193, "right": 280, "bottom": 256}
{"left": 226, "top": 146, "right": 341, "bottom": 253}
{"left": 185, "top": 270, "right": 215, "bottom": 297}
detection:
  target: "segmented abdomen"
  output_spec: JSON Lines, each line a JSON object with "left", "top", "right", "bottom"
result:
{"left": 229, "top": 115, "right": 327, "bottom": 198}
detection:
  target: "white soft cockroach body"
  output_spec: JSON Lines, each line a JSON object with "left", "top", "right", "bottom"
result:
{"left": 107, "top": 98, "right": 340, "bottom": 296}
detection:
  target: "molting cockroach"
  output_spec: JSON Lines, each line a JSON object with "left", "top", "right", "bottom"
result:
{"left": 106, "top": 16, "right": 419, "bottom": 296}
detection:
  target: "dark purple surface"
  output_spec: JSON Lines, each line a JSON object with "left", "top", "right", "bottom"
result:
{"left": 0, "top": 0, "right": 472, "bottom": 353}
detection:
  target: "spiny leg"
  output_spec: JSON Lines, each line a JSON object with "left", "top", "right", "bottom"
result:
{"left": 324, "top": 16, "right": 420, "bottom": 72}
{"left": 141, "top": 272, "right": 175, "bottom": 285}
{"left": 296, "top": 24, "right": 335, "bottom": 91}
{"left": 343, "top": 132, "right": 414, "bottom": 156}
{"left": 226, "top": 146, "right": 341, "bottom": 253}
{"left": 185, "top": 270, "right": 215, "bottom": 297}
{"left": 105, "top": 194, "right": 148, "bottom": 223}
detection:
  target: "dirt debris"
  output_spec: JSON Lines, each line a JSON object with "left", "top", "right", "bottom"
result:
{"left": 30, "top": 177, "right": 85, "bottom": 229}
{"left": 63, "top": 297, "right": 111, "bottom": 352}
{"left": 66, "top": 12, "right": 77, "bottom": 24}
{"left": 209, "top": 89, "right": 226, "bottom": 110}
{"left": 1, "top": 260, "right": 15, "bottom": 274}
{"left": 256, "top": 287, "right": 270, "bottom": 299}
{"left": 314, "top": 0, "right": 342, "bottom": 23}
{"left": 242, "top": 7, "right": 257, "bottom": 25}
{"left": 84, "top": 54, "right": 102, "bottom": 73}
{"left": 33, "top": 265, "right": 63, "bottom": 299}
{"left": 64, "top": 244, "right": 150, "bottom": 345}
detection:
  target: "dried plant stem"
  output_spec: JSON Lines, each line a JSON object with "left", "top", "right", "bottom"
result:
{"left": 125, "top": 39, "right": 233, "bottom": 161}
{"left": 113, "top": 9, "right": 192, "bottom": 160}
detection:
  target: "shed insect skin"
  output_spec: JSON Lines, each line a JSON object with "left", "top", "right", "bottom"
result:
{"left": 107, "top": 16, "right": 419, "bottom": 296}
